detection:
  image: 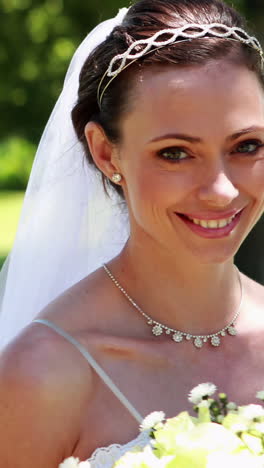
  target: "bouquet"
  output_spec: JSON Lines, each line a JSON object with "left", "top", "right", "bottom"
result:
{"left": 59, "top": 383, "right": 264, "bottom": 468}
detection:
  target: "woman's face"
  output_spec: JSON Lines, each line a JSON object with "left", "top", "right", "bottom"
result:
{"left": 115, "top": 60, "right": 264, "bottom": 263}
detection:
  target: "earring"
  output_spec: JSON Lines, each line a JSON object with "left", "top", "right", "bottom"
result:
{"left": 111, "top": 173, "right": 122, "bottom": 184}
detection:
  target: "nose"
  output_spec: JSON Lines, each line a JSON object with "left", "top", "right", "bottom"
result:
{"left": 198, "top": 168, "right": 239, "bottom": 207}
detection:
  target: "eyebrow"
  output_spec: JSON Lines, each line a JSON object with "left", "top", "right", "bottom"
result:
{"left": 227, "top": 126, "right": 264, "bottom": 141}
{"left": 148, "top": 126, "right": 264, "bottom": 145}
{"left": 149, "top": 133, "right": 201, "bottom": 144}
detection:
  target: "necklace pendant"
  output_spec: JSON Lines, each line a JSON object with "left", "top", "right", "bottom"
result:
{"left": 194, "top": 337, "right": 203, "bottom": 348}
{"left": 103, "top": 264, "right": 242, "bottom": 351}
{"left": 211, "top": 335, "right": 221, "bottom": 347}
{"left": 152, "top": 324, "right": 163, "bottom": 336}
{"left": 173, "top": 332, "right": 183, "bottom": 343}
{"left": 227, "top": 325, "right": 237, "bottom": 336}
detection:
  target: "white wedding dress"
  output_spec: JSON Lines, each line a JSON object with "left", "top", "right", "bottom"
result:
{"left": 33, "top": 319, "right": 151, "bottom": 467}
{"left": 87, "top": 432, "right": 150, "bottom": 468}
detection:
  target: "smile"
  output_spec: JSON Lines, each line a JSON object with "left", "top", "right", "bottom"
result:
{"left": 186, "top": 215, "right": 236, "bottom": 229}
{"left": 175, "top": 209, "right": 244, "bottom": 239}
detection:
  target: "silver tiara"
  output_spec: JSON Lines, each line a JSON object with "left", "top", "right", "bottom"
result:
{"left": 98, "top": 23, "right": 263, "bottom": 106}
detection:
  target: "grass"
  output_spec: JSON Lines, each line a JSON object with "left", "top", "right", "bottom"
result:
{"left": 0, "top": 190, "right": 24, "bottom": 268}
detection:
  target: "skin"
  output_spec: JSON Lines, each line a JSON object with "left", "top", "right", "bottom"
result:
{"left": 86, "top": 60, "right": 264, "bottom": 333}
{"left": 1, "top": 60, "right": 264, "bottom": 467}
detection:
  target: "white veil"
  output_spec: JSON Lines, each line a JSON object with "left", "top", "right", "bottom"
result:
{"left": 0, "top": 8, "right": 129, "bottom": 351}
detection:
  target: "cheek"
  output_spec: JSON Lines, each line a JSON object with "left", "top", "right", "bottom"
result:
{"left": 124, "top": 163, "right": 192, "bottom": 216}
{"left": 242, "top": 162, "right": 264, "bottom": 231}
{"left": 245, "top": 161, "right": 264, "bottom": 201}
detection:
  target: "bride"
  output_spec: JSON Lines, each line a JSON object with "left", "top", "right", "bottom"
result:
{"left": 1, "top": 0, "right": 264, "bottom": 466}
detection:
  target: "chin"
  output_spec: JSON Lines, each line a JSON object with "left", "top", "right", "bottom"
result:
{"left": 180, "top": 241, "right": 241, "bottom": 265}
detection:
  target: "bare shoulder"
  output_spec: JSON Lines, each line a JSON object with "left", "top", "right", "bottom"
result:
{"left": 0, "top": 315, "right": 93, "bottom": 467}
{"left": 36, "top": 265, "right": 125, "bottom": 336}
{"left": 0, "top": 315, "right": 94, "bottom": 395}
{"left": 0, "top": 266, "right": 124, "bottom": 465}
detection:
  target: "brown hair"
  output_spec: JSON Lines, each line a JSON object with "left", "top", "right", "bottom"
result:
{"left": 71, "top": 0, "right": 263, "bottom": 197}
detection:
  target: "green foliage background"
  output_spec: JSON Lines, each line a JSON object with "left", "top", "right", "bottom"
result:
{"left": 1, "top": 0, "right": 263, "bottom": 175}
{"left": 0, "top": 0, "right": 132, "bottom": 189}
{"left": 0, "top": 0, "right": 264, "bottom": 280}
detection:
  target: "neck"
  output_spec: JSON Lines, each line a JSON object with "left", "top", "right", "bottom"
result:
{"left": 108, "top": 234, "right": 242, "bottom": 336}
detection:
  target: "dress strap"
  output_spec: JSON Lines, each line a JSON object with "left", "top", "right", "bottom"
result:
{"left": 33, "top": 318, "right": 143, "bottom": 424}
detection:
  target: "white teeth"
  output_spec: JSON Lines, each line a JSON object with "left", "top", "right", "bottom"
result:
{"left": 218, "top": 219, "right": 227, "bottom": 228}
{"left": 188, "top": 215, "right": 236, "bottom": 229}
{"left": 218, "top": 218, "right": 232, "bottom": 228}
{"left": 200, "top": 220, "right": 209, "bottom": 228}
{"left": 208, "top": 220, "right": 218, "bottom": 229}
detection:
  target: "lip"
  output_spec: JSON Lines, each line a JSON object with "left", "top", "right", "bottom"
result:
{"left": 175, "top": 208, "right": 245, "bottom": 239}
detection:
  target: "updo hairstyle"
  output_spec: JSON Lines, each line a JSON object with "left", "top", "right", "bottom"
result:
{"left": 71, "top": 0, "right": 264, "bottom": 198}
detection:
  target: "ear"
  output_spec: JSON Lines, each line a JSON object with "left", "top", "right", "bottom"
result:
{"left": 84, "top": 122, "right": 121, "bottom": 179}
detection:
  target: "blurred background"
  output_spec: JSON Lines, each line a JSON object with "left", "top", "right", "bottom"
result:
{"left": 0, "top": 0, "right": 264, "bottom": 282}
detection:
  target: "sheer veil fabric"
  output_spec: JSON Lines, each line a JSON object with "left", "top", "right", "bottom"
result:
{"left": 0, "top": 8, "right": 129, "bottom": 351}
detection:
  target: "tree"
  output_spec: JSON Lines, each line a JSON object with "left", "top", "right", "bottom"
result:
{"left": 0, "top": 0, "right": 261, "bottom": 145}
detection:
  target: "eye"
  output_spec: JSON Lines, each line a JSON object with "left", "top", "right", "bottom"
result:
{"left": 234, "top": 139, "right": 264, "bottom": 155}
{"left": 157, "top": 147, "right": 189, "bottom": 162}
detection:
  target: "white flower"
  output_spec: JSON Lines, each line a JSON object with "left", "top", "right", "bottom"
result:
{"left": 59, "top": 458, "right": 91, "bottom": 468}
{"left": 188, "top": 383, "right": 217, "bottom": 405}
{"left": 238, "top": 404, "right": 264, "bottom": 421}
{"left": 140, "top": 411, "right": 165, "bottom": 431}
{"left": 207, "top": 451, "right": 263, "bottom": 468}
{"left": 116, "top": 445, "right": 172, "bottom": 468}
{"left": 230, "top": 422, "right": 249, "bottom": 433}
{"left": 254, "top": 422, "right": 264, "bottom": 433}
{"left": 59, "top": 458, "right": 80, "bottom": 468}
{"left": 256, "top": 391, "right": 264, "bottom": 401}
{"left": 141, "top": 446, "right": 172, "bottom": 468}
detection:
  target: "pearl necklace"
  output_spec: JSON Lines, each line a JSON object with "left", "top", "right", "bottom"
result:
{"left": 103, "top": 264, "right": 243, "bottom": 349}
